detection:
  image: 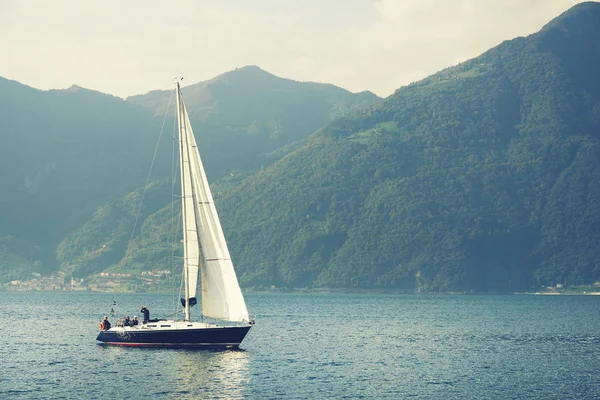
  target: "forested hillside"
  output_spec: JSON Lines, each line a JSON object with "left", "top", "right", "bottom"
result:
{"left": 0, "top": 81, "right": 162, "bottom": 276}
{"left": 0, "top": 68, "right": 379, "bottom": 280}
{"left": 216, "top": 2, "right": 600, "bottom": 291}
{"left": 3, "top": 3, "right": 599, "bottom": 291}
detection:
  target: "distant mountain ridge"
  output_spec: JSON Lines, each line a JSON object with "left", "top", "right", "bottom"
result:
{"left": 126, "top": 65, "right": 382, "bottom": 181}
{"left": 128, "top": 65, "right": 379, "bottom": 120}
{"left": 0, "top": 66, "right": 380, "bottom": 281}
{"left": 0, "top": 75, "right": 163, "bottom": 279}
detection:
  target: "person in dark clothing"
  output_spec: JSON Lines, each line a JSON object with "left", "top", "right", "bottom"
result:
{"left": 132, "top": 316, "right": 139, "bottom": 326}
{"left": 102, "top": 316, "right": 111, "bottom": 330}
{"left": 140, "top": 307, "right": 150, "bottom": 324}
{"left": 124, "top": 316, "right": 131, "bottom": 327}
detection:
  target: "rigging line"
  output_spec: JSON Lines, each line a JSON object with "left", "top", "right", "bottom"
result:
{"left": 178, "top": 84, "right": 194, "bottom": 322}
{"left": 174, "top": 208, "right": 185, "bottom": 318}
{"left": 171, "top": 86, "right": 179, "bottom": 316}
{"left": 105, "top": 88, "right": 173, "bottom": 315}
{"left": 121, "top": 89, "right": 175, "bottom": 269}
{"left": 171, "top": 83, "right": 187, "bottom": 318}
{"left": 178, "top": 252, "right": 185, "bottom": 317}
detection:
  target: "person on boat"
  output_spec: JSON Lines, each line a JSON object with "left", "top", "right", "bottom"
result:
{"left": 124, "top": 316, "right": 131, "bottom": 326}
{"left": 132, "top": 316, "right": 139, "bottom": 326}
{"left": 140, "top": 307, "right": 150, "bottom": 324}
{"left": 102, "top": 316, "right": 111, "bottom": 330}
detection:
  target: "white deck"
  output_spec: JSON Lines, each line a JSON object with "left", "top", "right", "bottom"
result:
{"left": 106, "top": 320, "right": 224, "bottom": 333}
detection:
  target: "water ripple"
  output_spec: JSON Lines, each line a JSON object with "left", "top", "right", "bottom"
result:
{"left": 0, "top": 292, "right": 599, "bottom": 399}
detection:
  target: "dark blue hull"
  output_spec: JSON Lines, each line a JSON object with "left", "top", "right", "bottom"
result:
{"left": 96, "top": 325, "right": 251, "bottom": 348}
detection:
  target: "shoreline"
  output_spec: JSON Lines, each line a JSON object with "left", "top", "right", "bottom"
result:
{"left": 2, "top": 286, "right": 600, "bottom": 296}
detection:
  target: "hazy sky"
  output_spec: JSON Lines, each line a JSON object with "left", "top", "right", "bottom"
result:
{"left": 0, "top": 0, "right": 589, "bottom": 98}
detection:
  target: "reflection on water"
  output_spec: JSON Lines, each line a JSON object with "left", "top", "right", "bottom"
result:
{"left": 171, "top": 350, "right": 250, "bottom": 399}
{"left": 92, "top": 345, "right": 250, "bottom": 399}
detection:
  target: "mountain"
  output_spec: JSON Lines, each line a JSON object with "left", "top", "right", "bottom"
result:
{"left": 128, "top": 65, "right": 378, "bottom": 122}
{"left": 4, "top": 3, "right": 599, "bottom": 291}
{"left": 214, "top": 2, "right": 600, "bottom": 291}
{"left": 127, "top": 66, "right": 380, "bottom": 177}
{"left": 0, "top": 68, "right": 380, "bottom": 281}
{"left": 0, "top": 77, "right": 164, "bottom": 277}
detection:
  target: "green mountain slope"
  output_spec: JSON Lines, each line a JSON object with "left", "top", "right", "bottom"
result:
{"left": 0, "top": 67, "right": 378, "bottom": 282}
{"left": 0, "top": 80, "right": 165, "bottom": 276}
{"left": 3, "top": 4, "right": 599, "bottom": 291}
{"left": 216, "top": 2, "right": 600, "bottom": 291}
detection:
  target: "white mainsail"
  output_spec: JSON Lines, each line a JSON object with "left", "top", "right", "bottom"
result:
{"left": 176, "top": 83, "right": 250, "bottom": 323}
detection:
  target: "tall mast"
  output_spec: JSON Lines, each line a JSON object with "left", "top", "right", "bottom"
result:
{"left": 176, "top": 81, "right": 191, "bottom": 321}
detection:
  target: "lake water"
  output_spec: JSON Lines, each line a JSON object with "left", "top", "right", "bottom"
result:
{"left": 0, "top": 291, "right": 599, "bottom": 399}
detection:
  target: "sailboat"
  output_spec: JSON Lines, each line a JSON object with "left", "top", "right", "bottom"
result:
{"left": 96, "top": 82, "right": 253, "bottom": 348}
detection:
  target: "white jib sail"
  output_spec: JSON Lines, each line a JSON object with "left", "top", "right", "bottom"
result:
{"left": 177, "top": 85, "right": 250, "bottom": 322}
